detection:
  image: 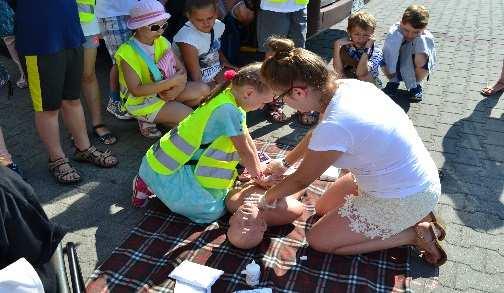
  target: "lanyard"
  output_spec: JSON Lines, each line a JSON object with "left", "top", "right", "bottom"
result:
{"left": 128, "top": 39, "right": 163, "bottom": 82}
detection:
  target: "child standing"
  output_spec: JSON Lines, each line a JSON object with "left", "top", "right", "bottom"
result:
{"left": 333, "top": 11, "right": 383, "bottom": 88}
{"left": 132, "top": 63, "right": 274, "bottom": 223}
{"left": 116, "top": 0, "right": 210, "bottom": 138}
{"left": 77, "top": 0, "right": 117, "bottom": 145}
{"left": 173, "top": 0, "right": 236, "bottom": 88}
{"left": 381, "top": 4, "right": 437, "bottom": 102}
{"left": 95, "top": 0, "right": 137, "bottom": 119}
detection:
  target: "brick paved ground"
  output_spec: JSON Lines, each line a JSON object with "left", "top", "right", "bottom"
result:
{"left": 0, "top": 0, "right": 503, "bottom": 291}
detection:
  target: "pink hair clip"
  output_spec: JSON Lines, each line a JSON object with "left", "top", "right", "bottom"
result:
{"left": 224, "top": 69, "right": 237, "bottom": 81}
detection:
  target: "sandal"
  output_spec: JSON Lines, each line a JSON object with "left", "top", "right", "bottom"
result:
{"left": 297, "top": 111, "right": 319, "bottom": 126}
{"left": 48, "top": 157, "right": 81, "bottom": 184}
{"left": 138, "top": 120, "right": 162, "bottom": 138}
{"left": 265, "top": 101, "right": 289, "bottom": 123}
{"left": 423, "top": 211, "right": 446, "bottom": 241}
{"left": 414, "top": 222, "right": 447, "bottom": 267}
{"left": 74, "top": 145, "right": 118, "bottom": 168}
{"left": 481, "top": 81, "right": 504, "bottom": 97}
{"left": 93, "top": 124, "right": 118, "bottom": 145}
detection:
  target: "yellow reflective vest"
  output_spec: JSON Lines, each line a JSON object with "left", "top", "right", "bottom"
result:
{"left": 266, "top": 0, "right": 309, "bottom": 6}
{"left": 76, "top": 0, "right": 95, "bottom": 23}
{"left": 145, "top": 88, "right": 246, "bottom": 189}
{"left": 115, "top": 37, "right": 170, "bottom": 116}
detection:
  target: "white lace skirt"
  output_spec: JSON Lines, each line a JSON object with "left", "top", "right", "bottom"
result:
{"left": 338, "top": 184, "right": 440, "bottom": 240}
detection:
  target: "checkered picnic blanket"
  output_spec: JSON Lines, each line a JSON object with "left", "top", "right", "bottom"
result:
{"left": 88, "top": 141, "right": 411, "bottom": 293}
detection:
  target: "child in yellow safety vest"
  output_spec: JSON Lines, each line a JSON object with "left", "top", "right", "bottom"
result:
{"left": 115, "top": 0, "right": 210, "bottom": 138}
{"left": 131, "top": 63, "right": 274, "bottom": 223}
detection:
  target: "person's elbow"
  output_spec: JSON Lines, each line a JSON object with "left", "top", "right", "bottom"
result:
{"left": 128, "top": 86, "right": 144, "bottom": 97}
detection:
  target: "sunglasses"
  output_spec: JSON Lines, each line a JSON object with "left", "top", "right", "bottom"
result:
{"left": 274, "top": 86, "right": 308, "bottom": 103}
{"left": 148, "top": 22, "right": 168, "bottom": 31}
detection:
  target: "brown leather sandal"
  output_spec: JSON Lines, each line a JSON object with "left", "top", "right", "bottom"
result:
{"left": 74, "top": 146, "right": 118, "bottom": 168}
{"left": 48, "top": 157, "right": 81, "bottom": 184}
{"left": 415, "top": 222, "right": 447, "bottom": 267}
{"left": 424, "top": 211, "right": 446, "bottom": 241}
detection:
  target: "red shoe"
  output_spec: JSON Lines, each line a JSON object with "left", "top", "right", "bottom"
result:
{"left": 132, "top": 175, "right": 154, "bottom": 208}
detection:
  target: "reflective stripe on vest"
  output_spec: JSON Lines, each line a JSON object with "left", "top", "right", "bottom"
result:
{"left": 151, "top": 141, "right": 179, "bottom": 170}
{"left": 169, "top": 128, "right": 195, "bottom": 156}
{"left": 266, "top": 0, "right": 309, "bottom": 5}
{"left": 77, "top": 0, "right": 95, "bottom": 23}
{"left": 195, "top": 166, "right": 234, "bottom": 180}
{"left": 205, "top": 148, "right": 240, "bottom": 162}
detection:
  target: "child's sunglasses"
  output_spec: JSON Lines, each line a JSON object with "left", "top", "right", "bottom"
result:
{"left": 148, "top": 22, "right": 168, "bottom": 32}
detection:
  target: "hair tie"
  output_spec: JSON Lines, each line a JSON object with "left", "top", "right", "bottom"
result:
{"left": 224, "top": 69, "right": 237, "bottom": 81}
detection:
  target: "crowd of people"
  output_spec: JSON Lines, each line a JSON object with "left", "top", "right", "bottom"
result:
{"left": 3, "top": 0, "right": 504, "bottom": 290}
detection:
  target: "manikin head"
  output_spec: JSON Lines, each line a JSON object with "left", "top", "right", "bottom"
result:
{"left": 227, "top": 204, "right": 267, "bottom": 249}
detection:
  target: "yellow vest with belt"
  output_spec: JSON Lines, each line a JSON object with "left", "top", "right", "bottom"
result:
{"left": 115, "top": 37, "right": 170, "bottom": 116}
{"left": 145, "top": 88, "right": 246, "bottom": 189}
{"left": 76, "top": 0, "right": 95, "bottom": 23}
{"left": 266, "top": 0, "right": 309, "bottom": 6}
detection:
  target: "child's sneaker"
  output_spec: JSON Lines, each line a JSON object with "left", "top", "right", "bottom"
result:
{"left": 383, "top": 82, "right": 399, "bottom": 97}
{"left": 107, "top": 97, "right": 133, "bottom": 120}
{"left": 132, "top": 175, "right": 154, "bottom": 208}
{"left": 408, "top": 84, "right": 423, "bottom": 102}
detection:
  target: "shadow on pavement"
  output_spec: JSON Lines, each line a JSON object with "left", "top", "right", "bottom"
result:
{"left": 441, "top": 92, "right": 503, "bottom": 230}
{"left": 307, "top": 28, "right": 347, "bottom": 61}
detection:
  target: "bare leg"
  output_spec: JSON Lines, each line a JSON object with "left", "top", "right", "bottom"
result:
{"left": 82, "top": 47, "right": 114, "bottom": 143}
{"left": 175, "top": 81, "right": 210, "bottom": 107}
{"left": 109, "top": 65, "right": 119, "bottom": 94}
{"left": 153, "top": 101, "right": 193, "bottom": 128}
{"left": 226, "top": 183, "right": 304, "bottom": 226}
{"left": 315, "top": 172, "right": 357, "bottom": 216}
{"left": 60, "top": 99, "right": 91, "bottom": 151}
{"left": 0, "top": 128, "right": 13, "bottom": 165}
{"left": 414, "top": 53, "right": 429, "bottom": 83}
{"left": 357, "top": 72, "right": 374, "bottom": 84}
{"left": 307, "top": 191, "right": 444, "bottom": 264}
{"left": 35, "top": 110, "right": 66, "bottom": 160}
{"left": 3, "top": 36, "right": 26, "bottom": 87}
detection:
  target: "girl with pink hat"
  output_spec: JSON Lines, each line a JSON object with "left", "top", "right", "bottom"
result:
{"left": 115, "top": 0, "right": 210, "bottom": 138}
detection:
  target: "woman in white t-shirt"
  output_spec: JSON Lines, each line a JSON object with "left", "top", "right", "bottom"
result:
{"left": 259, "top": 38, "right": 447, "bottom": 266}
{"left": 173, "top": 0, "right": 236, "bottom": 87}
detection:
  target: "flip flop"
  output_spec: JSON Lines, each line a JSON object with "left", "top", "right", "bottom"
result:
{"left": 481, "top": 81, "right": 504, "bottom": 97}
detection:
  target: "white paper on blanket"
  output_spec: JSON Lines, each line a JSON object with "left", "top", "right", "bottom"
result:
{"left": 319, "top": 166, "right": 340, "bottom": 181}
{"left": 174, "top": 280, "right": 210, "bottom": 293}
{"left": 169, "top": 260, "right": 224, "bottom": 291}
{"left": 234, "top": 289, "right": 273, "bottom": 293}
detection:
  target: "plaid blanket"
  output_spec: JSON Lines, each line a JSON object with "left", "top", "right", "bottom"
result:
{"left": 87, "top": 141, "right": 411, "bottom": 293}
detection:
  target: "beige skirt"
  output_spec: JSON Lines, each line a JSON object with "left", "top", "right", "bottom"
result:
{"left": 338, "top": 184, "right": 440, "bottom": 240}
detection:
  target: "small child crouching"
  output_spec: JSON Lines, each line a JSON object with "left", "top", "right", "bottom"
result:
{"left": 381, "top": 4, "right": 437, "bottom": 102}
{"left": 333, "top": 11, "right": 383, "bottom": 88}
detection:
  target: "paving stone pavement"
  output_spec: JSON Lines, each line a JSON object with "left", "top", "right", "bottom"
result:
{"left": 1, "top": 0, "right": 503, "bottom": 291}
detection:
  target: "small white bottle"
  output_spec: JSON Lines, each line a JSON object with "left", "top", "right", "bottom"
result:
{"left": 241, "top": 260, "right": 260, "bottom": 286}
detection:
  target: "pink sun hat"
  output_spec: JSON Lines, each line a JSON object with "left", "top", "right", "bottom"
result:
{"left": 127, "top": 0, "right": 171, "bottom": 30}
